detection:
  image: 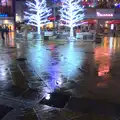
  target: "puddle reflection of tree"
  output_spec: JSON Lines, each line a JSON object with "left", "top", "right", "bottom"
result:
{"left": 47, "top": 43, "right": 62, "bottom": 91}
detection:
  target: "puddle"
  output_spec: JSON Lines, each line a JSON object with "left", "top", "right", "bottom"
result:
{"left": 40, "top": 92, "right": 70, "bottom": 108}
{"left": 0, "top": 105, "right": 13, "bottom": 119}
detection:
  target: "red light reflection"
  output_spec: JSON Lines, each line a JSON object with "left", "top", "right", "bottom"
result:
{"left": 94, "top": 46, "right": 110, "bottom": 77}
{"left": 98, "top": 65, "right": 109, "bottom": 77}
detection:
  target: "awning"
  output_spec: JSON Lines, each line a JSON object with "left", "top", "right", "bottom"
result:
{"left": 108, "top": 20, "right": 120, "bottom": 24}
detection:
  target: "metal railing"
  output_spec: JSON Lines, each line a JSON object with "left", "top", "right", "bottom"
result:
{"left": 15, "top": 33, "right": 24, "bottom": 40}
{"left": 76, "top": 32, "right": 96, "bottom": 41}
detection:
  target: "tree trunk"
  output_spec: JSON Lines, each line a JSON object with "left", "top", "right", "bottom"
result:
{"left": 24, "top": 26, "right": 28, "bottom": 41}
{"left": 37, "top": 26, "right": 40, "bottom": 34}
{"left": 37, "top": 25, "right": 41, "bottom": 40}
{"left": 37, "top": 11, "right": 41, "bottom": 35}
{"left": 70, "top": 26, "right": 74, "bottom": 38}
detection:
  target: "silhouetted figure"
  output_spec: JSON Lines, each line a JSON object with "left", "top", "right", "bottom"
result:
{"left": 1, "top": 26, "right": 5, "bottom": 42}
{"left": 9, "top": 26, "right": 12, "bottom": 32}
{"left": 0, "top": 25, "right": 2, "bottom": 38}
{"left": 5, "top": 26, "right": 9, "bottom": 40}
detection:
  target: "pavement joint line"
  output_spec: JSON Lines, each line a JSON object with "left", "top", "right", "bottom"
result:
{"left": 63, "top": 96, "right": 71, "bottom": 109}
{"left": 7, "top": 67, "right": 13, "bottom": 80}
{"left": 17, "top": 64, "right": 25, "bottom": 76}
{"left": 67, "top": 114, "right": 88, "bottom": 120}
{"left": 17, "top": 88, "right": 30, "bottom": 99}
{"left": 2, "top": 108, "right": 21, "bottom": 120}
{"left": 33, "top": 108, "right": 41, "bottom": 120}
{"left": 0, "top": 94, "right": 26, "bottom": 104}
{"left": 26, "top": 61, "right": 52, "bottom": 92}
{"left": 0, "top": 93, "right": 37, "bottom": 107}
{"left": 36, "top": 111, "right": 44, "bottom": 120}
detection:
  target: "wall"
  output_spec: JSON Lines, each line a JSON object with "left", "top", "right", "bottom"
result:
{"left": 0, "top": 0, "right": 14, "bottom": 17}
{"left": 16, "top": 1, "right": 23, "bottom": 22}
{"left": 84, "top": 8, "right": 120, "bottom": 20}
{"left": 16, "top": 1, "right": 24, "bottom": 22}
{"left": 1, "top": 0, "right": 12, "bottom": 6}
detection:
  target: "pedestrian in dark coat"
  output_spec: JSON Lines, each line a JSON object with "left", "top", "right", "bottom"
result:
{"left": 0, "top": 25, "right": 2, "bottom": 38}
{"left": 1, "top": 26, "right": 5, "bottom": 41}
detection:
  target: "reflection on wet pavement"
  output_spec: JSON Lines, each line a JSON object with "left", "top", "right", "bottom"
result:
{"left": 1, "top": 36, "right": 120, "bottom": 119}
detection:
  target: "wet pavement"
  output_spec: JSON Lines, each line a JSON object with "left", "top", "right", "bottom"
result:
{"left": 0, "top": 36, "right": 120, "bottom": 119}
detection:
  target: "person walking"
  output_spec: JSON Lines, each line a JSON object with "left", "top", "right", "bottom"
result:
{"left": 1, "top": 25, "right": 5, "bottom": 43}
{"left": 5, "top": 25, "right": 9, "bottom": 41}
{"left": 23, "top": 25, "right": 28, "bottom": 41}
{"left": 9, "top": 26, "right": 12, "bottom": 32}
{"left": 0, "top": 25, "right": 2, "bottom": 39}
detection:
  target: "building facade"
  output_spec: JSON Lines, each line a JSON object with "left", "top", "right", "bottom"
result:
{"left": 16, "top": 0, "right": 25, "bottom": 22}
{"left": 15, "top": 0, "right": 120, "bottom": 32}
{"left": 82, "top": 8, "right": 120, "bottom": 32}
{"left": 0, "top": 0, "right": 15, "bottom": 31}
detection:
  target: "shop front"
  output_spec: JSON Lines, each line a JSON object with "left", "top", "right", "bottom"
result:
{"left": 82, "top": 9, "right": 120, "bottom": 34}
{"left": 0, "top": 17, "right": 14, "bottom": 31}
{"left": 0, "top": 0, "right": 15, "bottom": 31}
{"left": 96, "top": 9, "right": 115, "bottom": 33}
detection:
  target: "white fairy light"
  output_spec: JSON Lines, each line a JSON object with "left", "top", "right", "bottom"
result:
{"left": 59, "top": 0, "right": 84, "bottom": 38}
{"left": 24, "top": 0, "right": 51, "bottom": 34}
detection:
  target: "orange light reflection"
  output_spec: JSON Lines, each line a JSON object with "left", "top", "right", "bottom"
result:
{"left": 94, "top": 37, "right": 111, "bottom": 77}
{"left": 8, "top": 32, "right": 15, "bottom": 47}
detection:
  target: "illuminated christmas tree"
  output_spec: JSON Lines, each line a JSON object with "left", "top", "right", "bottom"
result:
{"left": 59, "top": 0, "right": 84, "bottom": 39}
{"left": 24, "top": 0, "right": 51, "bottom": 34}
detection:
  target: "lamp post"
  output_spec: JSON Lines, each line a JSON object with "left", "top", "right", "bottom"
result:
{"left": 53, "top": 0, "right": 56, "bottom": 34}
{"left": 13, "top": 0, "right": 16, "bottom": 31}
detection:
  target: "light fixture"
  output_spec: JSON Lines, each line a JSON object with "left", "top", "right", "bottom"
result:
{"left": 45, "top": 93, "right": 50, "bottom": 100}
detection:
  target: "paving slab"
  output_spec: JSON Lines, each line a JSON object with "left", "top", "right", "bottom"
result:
{"left": 0, "top": 36, "right": 120, "bottom": 119}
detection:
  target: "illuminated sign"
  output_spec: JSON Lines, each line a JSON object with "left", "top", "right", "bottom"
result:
{"left": 96, "top": 9, "right": 114, "bottom": 18}
{"left": 97, "top": 12, "right": 113, "bottom": 17}
{"left": 0, "top": 14, "right": 8, "bottom": 17}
